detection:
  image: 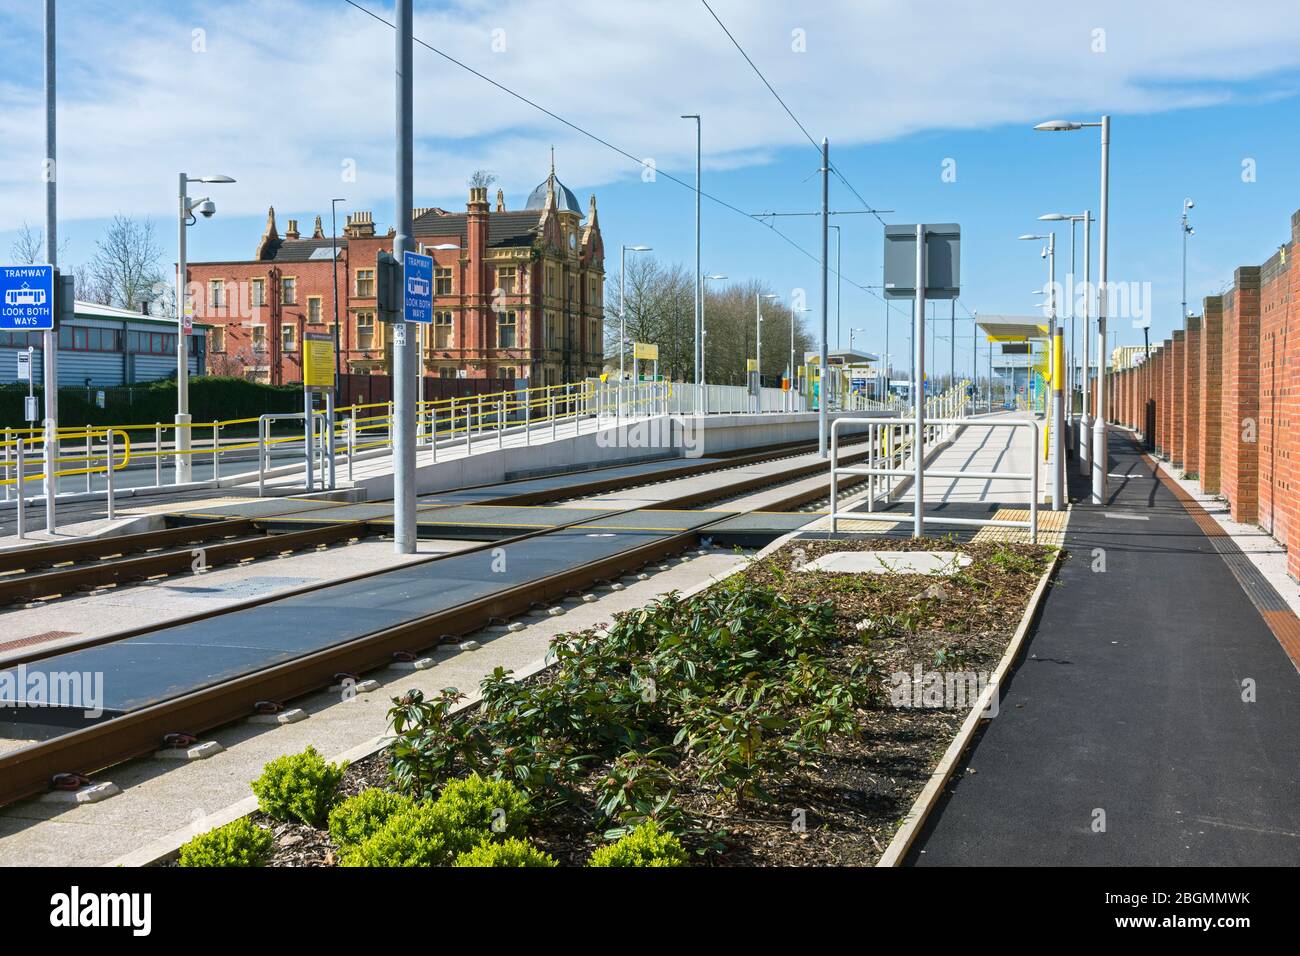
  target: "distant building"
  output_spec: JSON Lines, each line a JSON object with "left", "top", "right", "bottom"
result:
{"left": 0, "top": 301, "right": 206, "bottom": 387}
{"left": 187, "top": 160, "right": 606, "bottom": 386}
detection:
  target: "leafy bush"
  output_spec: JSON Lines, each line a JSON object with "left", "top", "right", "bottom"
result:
{"left": 387, "top": 575, "right": 869, "bottom": 834}
{"left": 178, "top": 818, "right": 274, "bottom": 868}
{"left": 453, "top": 837, "right": 557, "bottom": 868}
{"left": 327, "top": 788, "right": 413, "bottom": 848}
{"left": 432, "top": 774, "right": 530, "bottom": 842}
{"left": 339, "top": 804, "right": 457, "bottom": 867}
{"left": 588, "top": 821, "right": 688, "bottom": 868}
{"left": 251, "top": 746, "right": 348, "bottom": 827}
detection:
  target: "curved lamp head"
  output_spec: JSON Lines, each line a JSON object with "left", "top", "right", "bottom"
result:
{"left": 1034, "top": 120, "right": 1082, "bottom": 131}
{"left": 193, "top": 175, "right": 236, "bottom": 184}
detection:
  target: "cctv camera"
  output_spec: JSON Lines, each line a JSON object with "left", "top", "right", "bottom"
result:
{"left": 197, "top": 200, "right": 216, "bottom": 219}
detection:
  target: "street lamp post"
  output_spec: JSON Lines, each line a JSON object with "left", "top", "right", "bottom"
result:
{"left": 1021, "top": 230, "right": 1062, "bottom": 510}
{"left": 681, "top": 115, "right": 702, "bottom": 387}
{"left": 701, "top": 273, "right": 726, "bottom": 384}
{"left": 790, "top": 305, "right": 810, "bottom": 411}
{"left": 1036, "top": 115, "right": 1111, "bottom": 504}
{"left": 175, "top": 172, "right": 235, "bottom": 485}
{"left": 331, "top": 198, "right": 346, "bottom": 393}
{"left": 1040, "top": 211, "right": 1093, "bottom": 470}
{"left": 619, "top": 244, "right": 652, "bottom": 413}
{"left": 756, "top": 292, "right": 778, "bottom": 409}
{"left": 829, "top": 224, "right": 842, "bottom": 349}
{"left": 1181, "top": 198, "right": 1195, "bottom": 328}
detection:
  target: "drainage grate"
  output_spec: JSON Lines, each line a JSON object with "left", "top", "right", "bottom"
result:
{"left": 0, "top": 630, "right": 79, "bottom": 653}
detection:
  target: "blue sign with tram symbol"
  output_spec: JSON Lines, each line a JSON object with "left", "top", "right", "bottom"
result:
{"left": 403, "top": 251, "right": 433, "bottom": 323}
{"left": 0, "top": 264, "right": 55, "bottom": 330}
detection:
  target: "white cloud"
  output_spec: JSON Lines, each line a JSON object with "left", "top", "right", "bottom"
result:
{"left": 2, "top": 0, "right": 1299, "bottom": 231}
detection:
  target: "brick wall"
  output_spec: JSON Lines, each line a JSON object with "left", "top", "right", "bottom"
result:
{"left": 1221, "top": 268, "right": 1262, "bottom": 524}
{"left": 1184, "top": 316, "right": 1201, "bottom": 477}
{"left": 1171, "top": 330, "right": 1186, "bottom": 466}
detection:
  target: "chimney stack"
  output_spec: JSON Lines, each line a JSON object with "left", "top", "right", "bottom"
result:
{"left": 285, "top": 219, "right": 300, "bottom": 240}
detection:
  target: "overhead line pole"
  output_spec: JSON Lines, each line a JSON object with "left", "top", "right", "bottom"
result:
{"left": 43, "top": 0, "right": 58, "bottom": 533}
{"left": 392, "top": 0, "right": 416, "bottom": 554}
{"left": 819, "top": 138, "right": 829, "bottom": 457}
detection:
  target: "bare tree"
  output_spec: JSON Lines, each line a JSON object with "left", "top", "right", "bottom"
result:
{"left": 8, "top": 221, "right": 68, "bottom": 264}
{"left": 604, "top": 255, "right": 811, "bottom": 385}
{"left": 468, "top": 169, "right": 498, "bottom": 190}
{"left": 87, "top": 215, "right": 165, "bottom": 311}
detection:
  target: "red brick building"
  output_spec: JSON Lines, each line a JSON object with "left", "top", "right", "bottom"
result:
{"left": 187, "top": 163, "right": 606, "bottom": 387}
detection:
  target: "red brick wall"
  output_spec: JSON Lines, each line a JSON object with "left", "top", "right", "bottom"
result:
{"left": 1221, "top": 267, "right": 1262, "bottom": 524}
{"left": 1198, "top": 296, "right": 1223, "bottom": 493}
{"left": 1183, "top": 317, "right": 1201, "bottom": 476}
{"left": 1171, "top": 331, "right": 1186, "bottom": 466}
{"left": 1258, "top": 231, "right": 1296, "bottom": 552}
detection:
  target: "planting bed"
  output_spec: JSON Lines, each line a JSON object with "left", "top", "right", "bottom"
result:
{"left": 202, "top": 536, "right": 1056, "bottom": 868}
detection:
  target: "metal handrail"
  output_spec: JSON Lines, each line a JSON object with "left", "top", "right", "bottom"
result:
{"left": 828, "top": 404, "right": 1040, "bottom": 543}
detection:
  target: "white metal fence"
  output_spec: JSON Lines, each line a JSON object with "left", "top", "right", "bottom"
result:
{"left": 827, "top": 402, "right": 1041, "bottom": 543}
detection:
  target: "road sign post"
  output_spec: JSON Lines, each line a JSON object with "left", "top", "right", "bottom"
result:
{"left": 884, "top": 224, "right": 961, "bottom": 539}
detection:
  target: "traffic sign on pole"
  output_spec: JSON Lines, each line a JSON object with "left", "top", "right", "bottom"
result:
{"left": 0, "top": 264, "right": 55, "bottom": 330}
{"left": 403, "top": 251, "right": 433, "bottom": 323}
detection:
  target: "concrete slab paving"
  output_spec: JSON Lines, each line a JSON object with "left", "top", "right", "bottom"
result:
{"left": 0, "top": 548, "right": 750, "bottom": 866}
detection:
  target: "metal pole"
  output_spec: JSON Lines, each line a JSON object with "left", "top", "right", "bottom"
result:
{"left": 175, "top": 170, "right": 191, "bottom": 485}
{"left": 43, "top": 0, "right": 58, "bottom": 533}
{"left": 682, "top": 114, "right": 702, "bottom": 388}
{"left": 755, "top": 293, "right": 762, "bottom": 403}
{"left": 1079, "top": 210, "right": 1092, "bottom": 476}
{"left": 332, "top": 198, "right": 344, "bottom": 397}
{"left": 949, "top": 300, "right": 955, "bottom": 393}
{"left": 912, "top": 224, "right": 926, "bottom": 538}
{"left": 1052, "top": 327, "right": 1064, "bottom": 511}
{"left": 16, "top": 439, "right": 25, "bottom": 540}
{"left": 619, "top": 244, "right": 626, "bottom": 411}
{"left": 392, "top": 0, "right": 416, "bottom": 553}
{"left": 1092, "top": 116, "right": 1110, "bottom": 505}
{"left": 303, "top": 391, "right": 314, "bottom": 492}
{"left": 818, "top": 138, "right": 829, "bottom": 457}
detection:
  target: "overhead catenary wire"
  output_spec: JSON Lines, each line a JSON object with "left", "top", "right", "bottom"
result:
{"left": 341, "top": 0, "right": 884, "bottom": 306}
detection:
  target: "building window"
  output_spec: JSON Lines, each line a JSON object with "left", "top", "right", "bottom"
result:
{"left": 209, "top": 327, "right": 226, "bottom": 353}
{"left": 355, "top": 268, "right": 375, "bottom": 298}
{"left": 434, "top": 310, "right": 453, "bottom": 349}
{"left": 252, "top": 326, "right": 267, "bottom": 353}
{"left": 545, "top": 265, "right": 557, "bottom": 298}
{"left": 251, "top": 278, "right": 266, "bottom": 307}
{"left": 545, "top": 311, "right": 559, "bottom": 349}
{"left": 439, "top": 366, "right": 456, "bottom": 379}
{"left": 498, "top": 366, "right": 517, "bottom": 381}
{"left": 434, "top": 267, "right": 453, "bottom": 296}
{"left": 497, "top": 311, "right": 517, "bottom": 349}
{"left": 307, "top": 296, "right": 323, "bottom": 323}
{"left": 281, "top": 276, "right": 297, "bottom": 305}
{"left": 356, "top": 312, "right": 376, "bottom": 351}
{"left": 496, "top": 265, "right": 517, "bottom": 295}
{"left": 208, "top": 280, "right": 224, "bottom": 308}
{"left": 281, "top": 323, "right": 297, "bottom": 352}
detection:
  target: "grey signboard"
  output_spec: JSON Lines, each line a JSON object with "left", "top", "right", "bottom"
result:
{"left": 882, "top": 224, "right": 960, "bottom": 299}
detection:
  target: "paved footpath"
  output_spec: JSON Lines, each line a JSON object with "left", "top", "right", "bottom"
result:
{"left": 910, "top": 430, "right": 1300, "bottom": 866}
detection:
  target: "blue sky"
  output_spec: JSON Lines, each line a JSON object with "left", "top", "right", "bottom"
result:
{"left": 3, "top": 0, "right": 1300, "bottom": 377}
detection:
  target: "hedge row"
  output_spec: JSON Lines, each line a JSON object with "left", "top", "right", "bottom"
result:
{"left": 0, "top": 377, "right": 303, "bottom": 430}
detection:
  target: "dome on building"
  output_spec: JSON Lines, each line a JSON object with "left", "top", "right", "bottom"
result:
{"left": 525, "top": 176, "right": 582, "bottom": 214}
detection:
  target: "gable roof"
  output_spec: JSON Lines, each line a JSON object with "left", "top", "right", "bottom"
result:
{"left": 413, "top": 209, "right": 544, "bottom": 249}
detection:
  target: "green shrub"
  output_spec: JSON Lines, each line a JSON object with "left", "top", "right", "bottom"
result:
{"left": 327, "top": 788, "right": 413, "bottom": 848}
{"left": 432, "top": 774, "right": 531, "bottom": 842}
{"left": 453, "top": 837, "right": 557, "bottom": 868}
{"left": 588, "top": 821, "right": 688, "bottom": 867}
{"left": 340, "top": 804, "right": 458, "bottom": 867}
{"left": 178, "top": 818, "right": 274, "bottom": 868}
{"left": 251, "top": 746, "right": 348, "bottom": 827}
